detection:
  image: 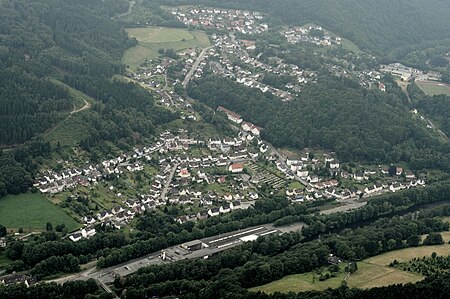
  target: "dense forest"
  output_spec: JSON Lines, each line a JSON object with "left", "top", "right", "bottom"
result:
{"left": 0, "top": 0, "right": 177, "bottom": 198}
{"left": 188, "top": 74, "right": 450, "bottom": 171}
{"left": 161, "top": 0, "right": 450, "bottom": 59}
{"left": 0, "top": 0, "right": 175, "bottom": 146}
{"left": 416, "top": 94, "right": 450, "bottom": 138}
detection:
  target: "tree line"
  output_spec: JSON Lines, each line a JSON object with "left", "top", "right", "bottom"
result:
{"left": 114, "top": 201, "right": 450, "bottom": 298}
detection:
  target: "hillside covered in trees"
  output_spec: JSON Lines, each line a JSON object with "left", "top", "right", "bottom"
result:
{"left": 0, "top": 0, "right": 175, "bottom": 147}
{"left": 188, "top": 74, "right": 450, "bottom": 171}
{"left": 162, "top": 0, "right": 450, "bottom": 59}
{"left": 0, "top": 0, "right": 176, "bottom": 198}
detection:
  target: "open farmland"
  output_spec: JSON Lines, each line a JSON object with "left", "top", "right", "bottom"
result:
{"left": 122, "top": 26, "right": 210, "bottom": 70}
{"left": 365, "top": 244, "right": 450, "bottom": 266}
{"left": 249, "top": 244, "right": 450, "bottom": 293}
{"left": 0, "top": 193, "right": 80, "bottom": 232}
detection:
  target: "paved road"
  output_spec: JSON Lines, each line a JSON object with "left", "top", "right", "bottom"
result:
{"left": 425, "top": 116, "right": 449, "bottom": 141}
{"left": 320, "top": 200, "right": 366, "bottom": 215}
{"left": 160, "top": 163, "right": 179, "bottom": 200}
{"left": 182, "top": 46, "right": 213, "bottom": 87}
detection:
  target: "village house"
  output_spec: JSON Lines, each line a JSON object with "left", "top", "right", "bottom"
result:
{"left": 208, "top": 207, "right": 220, "bottom": 217}
{"left": 0, "top": 237, "right": 7, "bottom": 248}
{"left": 229, "top": 163, "right": 244, "bottom": 173}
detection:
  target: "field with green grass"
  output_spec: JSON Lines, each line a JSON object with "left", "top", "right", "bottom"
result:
{"left": 250, "top": 261, "right": 423, "bottom": 294}
{"left": 0, "top": 193, "right": 80, "bottom": 232}
{"left": 122, "top": 26, "right": 211, "bottom": 70}
{"left": 348, "top": 261, "right": 422, "bottom": 289}
{"left": 250, "top": 244, "right": 450, "bottom": 294}
{"left": 365, "top": 244, "right": 450, "bottom": 266}
{"left": 416, "top": 81, "right": 450, "bottom": 96}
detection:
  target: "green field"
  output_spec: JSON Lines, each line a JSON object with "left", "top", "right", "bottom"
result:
{"left": 0, "top": 193, "right": 80, "bottom": 232}
{"left": 365, "top": 244, "right": 450, "bottom": 265}
{"left": 122, "top": 26, "right": 211, "bottom": 70}
{"left": 250, "top": 244, "right": 450, "bottom": 293}
{"left": 416, "top": 81, "right": 450, "bottom": 96}
{"left": 250, "top": 261, "right": 422, "bottom": 294}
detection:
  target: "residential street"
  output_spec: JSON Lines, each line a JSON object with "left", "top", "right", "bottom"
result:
{"left": 182, "top": 46, "right": 213, "bottom": 87}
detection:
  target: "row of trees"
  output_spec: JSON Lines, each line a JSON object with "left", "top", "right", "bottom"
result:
{"left": 5, "top": 182, "right": 450, "bottom": 276}
{"left": 0, "top": 279, "right": 100, "bottom": 299}
{"left": 115, "top": 201, "right": 450, "bottom": 298}
{"left": 393, "top": 254, "right": 450, "bottom": 276}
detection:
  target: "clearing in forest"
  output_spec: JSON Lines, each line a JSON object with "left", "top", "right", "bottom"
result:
{"left": 122, "top": 26, "right": 210, "bottom": 70}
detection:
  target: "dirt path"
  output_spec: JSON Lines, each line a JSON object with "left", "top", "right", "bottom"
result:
{"left": 71, "top": 99, "right": 91, "bottom": 115}
{"left": 114, "top": 0, "right": 135, "bottom": 19}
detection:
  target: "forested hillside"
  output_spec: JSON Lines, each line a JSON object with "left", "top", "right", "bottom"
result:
{"left": 416, "top": 94, "right": 450, "bottom": 138}
{"left": 0, "top": 0, "right": 177, "bottom": 147}
{"left": 188, "top": 75, "right": 450, "bottom": 171}
{"left": 0, "top": 0, "right": 176, "bottom": 198}
{"left": 161, "top": 0, "right": 450, "bottom": 58}
{"left": 0, "top": 70, "right": 72, "bottom": 145}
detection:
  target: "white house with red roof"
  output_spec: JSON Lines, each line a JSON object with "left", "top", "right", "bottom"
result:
{"left": 217, "top": 106, "right": 243, "bottom": 124}
{"left": 228, "top": 163, "right": 244, "bottom": 173}
{"left": 241, "top": 121, "right": 261, "bottom": 136}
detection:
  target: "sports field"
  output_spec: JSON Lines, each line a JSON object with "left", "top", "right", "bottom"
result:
{"left": 416, "top": 80, "right": 450, "bottom": 96}
{"left": 122, "top": 26, "right": 211, "bottom": 70}
{"left": 249, "top": 244, "right": 450, "bottom": 293}
{"left": 0, "top": 193, "right": 80, "bottom": 232}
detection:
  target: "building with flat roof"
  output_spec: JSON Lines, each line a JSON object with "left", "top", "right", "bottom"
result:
{"left": 181, "top": 239, "right": 205, "bottom": 251}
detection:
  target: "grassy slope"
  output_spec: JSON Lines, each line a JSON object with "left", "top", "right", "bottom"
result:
{"left": 122, "top": 26, "right": 210, "bottom": 70}
{"left": 250, "top": 244, "right": 450, "bottom": 293}
{"left": 44, "top": 110, "right": 93, "bottom": 148}
{"left": 0, "top": 193, "right": 80, "bottom": 232}
{"left": 365, "top": 244, "right": 450, "bottom": 266}
{"left": 250, "top": 261, "right": 422, "bottom": 294}
{"left": 44, "top": 80, "right": 95, "bottom": 148}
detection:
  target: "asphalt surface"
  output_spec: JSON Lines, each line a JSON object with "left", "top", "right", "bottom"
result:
{"left": 182, "top": 46, "right": 213, "bottom": 87}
